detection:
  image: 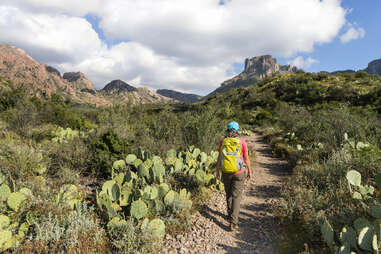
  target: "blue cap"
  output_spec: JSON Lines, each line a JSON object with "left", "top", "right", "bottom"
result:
{"left": 227, "top": 121, "right": 239, "bottom": 131}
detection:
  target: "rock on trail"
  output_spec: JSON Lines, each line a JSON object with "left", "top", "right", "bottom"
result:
{"left": 162, "top": 133, "right": 290, "bottom": 254}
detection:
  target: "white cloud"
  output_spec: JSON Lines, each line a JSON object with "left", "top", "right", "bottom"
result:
{"left": 0, "top": 0, "right": 349, "bottom": 94}
{"left": 1, "top": 0, "right": 103, "bottom": 16}
{"left": 340, "top": 24, "right": 365, "bottom": 43}
{"left": 289, "top": 56, "right": 319, "bottom": 69}
{"left": 58, "top": 42, "right": 230, "bottom": 94}
{"left": 0, "top": 6, "right": 105, "bottom": 63}
{"left": 98, "top": 0, "right": 346, "bottom": 65}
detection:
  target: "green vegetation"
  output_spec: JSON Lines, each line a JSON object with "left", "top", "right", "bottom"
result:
{"left": 0, "top": 71, "right": 380, "bottom": 253}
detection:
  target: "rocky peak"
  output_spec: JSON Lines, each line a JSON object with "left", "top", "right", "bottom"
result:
{"left": 206, "top": 55, "right": 297, "bottom": 98}
{"left": 101, "top": 80, "right": 138, "bottom": 93}
{"left": 45, "top": 66, "right": 61, "bottom": 77}
{"left": 365, "top": 58, "right": 381, "bottom": 75}
{"left": 63, "top": 71, "right": 96, "bottom": 93}
{"left": 243, "top": 55, "right": 279, "bottom": 78}
{"left": 63, "top": 72, "right": 85, "bottom": 82}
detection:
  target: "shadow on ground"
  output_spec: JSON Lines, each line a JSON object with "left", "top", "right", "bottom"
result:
{"left": 200, "top": 134, "right": 289, "bottom": 253}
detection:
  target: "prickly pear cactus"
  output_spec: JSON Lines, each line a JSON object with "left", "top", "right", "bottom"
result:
{"left": 0, "top": 215, "right": 9, "bottom": 230}
{"left": 164, "top": 190, "right": 176, "bottom": 206}
{"left": 126, "top": 154, "right": 137, "bottom": 165}
{"left": 0, "top": 229, "right": 12, "bottom": 251}
{"left": 147, "top": 218, "right": 166, "bottom": 239}
{"left": 130, "top": 199, "right": 148, "bottom": 220}
{"left": 321, "top": 219, "right": 334, "bottom": 247}
{"left": 346, "top": 170, "right": 361, "bottom": 187}
{"left": 0, "top": 184, "right": 11, "bottom": 202}
{"left": 166, "top": 149, "right": 177, "bottom": 159}
{"left": 107, "top": 216, "right": 128, "bottom": 229}
{"left": 113, "top": 160, "right": 126, "bottom": 172}
{"left": 151, "top": 162, "right": 165, "bottom": 181}
{"left": 7, "top": 192, "right": 26, "bottom": 211}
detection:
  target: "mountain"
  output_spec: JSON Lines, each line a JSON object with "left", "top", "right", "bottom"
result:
{"left": 101, "top": 80, "right": 138, "bottom": 94}
{"left": 365, "top": 58, "right": 381, "bottom": 75}
{"left": 63, "top": 72, "right": 97, "bottom": 95}
{"left": 206, "top": 55, "right": 298, "bottom": 97}
{"left": 331, "top": 70, "right": 356, "bottom": 74}
{"left": 156, "top": 89, "right": 202, "bottom": 102}
{"left": 100, "top": 80, "right": 175, "bottom": 104}
{"left": 0, "top": 44, "right": 76, "bottom": 98}
{"left": 0, "top": 44, "right": 109, "bottom": 106}
{"left": 0, "top": 44, "right": 174, "bottom": 106}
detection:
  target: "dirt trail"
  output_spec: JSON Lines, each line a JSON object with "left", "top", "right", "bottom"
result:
{"left": 163, "top": 133, "right": 290, "bottom": 254}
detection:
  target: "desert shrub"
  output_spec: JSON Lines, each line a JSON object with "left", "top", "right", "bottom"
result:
{"left": 2, "top": 100, "right": 40, "bottom": 137}
{"left": 45, "top": 138, "right": 94, "bottom": 177}
{"left": 107, "top": 219, "right": 160, "bottom": 253}
{"left": 20, "top": 202, "right": 108, "bottom": 254}
{"left": 89, "top": 129, "right": 132, "bottom": 176}
{"left": 0, "top": 138, "right": 49, "bottom": 179}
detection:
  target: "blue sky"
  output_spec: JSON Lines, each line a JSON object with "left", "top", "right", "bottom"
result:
{"left": 278, "top": 0, "right": 380, "bottom": 72}
{"left": 0, "top": 0, "right": 377, "bottom": 95}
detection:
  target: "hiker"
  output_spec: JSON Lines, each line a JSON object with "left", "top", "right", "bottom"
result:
{"left": 216, "top": 121, "right": 253, "bottom": 231}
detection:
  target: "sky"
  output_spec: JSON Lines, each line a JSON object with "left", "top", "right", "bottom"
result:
{"left": 0, "top": 0, "right": 379, "bottom": 95}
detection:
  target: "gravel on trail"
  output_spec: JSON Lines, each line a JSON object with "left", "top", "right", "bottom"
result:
{"left": 162, "top": 133, "right": 290, "bottom": 254}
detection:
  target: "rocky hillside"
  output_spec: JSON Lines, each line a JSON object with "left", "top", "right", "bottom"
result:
{"left": 0, "top": 44, "right": 174, "bottom": 106}
{"left": 100, "top": 80, "right": 175, "bottom": 104}
{"left": 0, "top": 44, "right": 109, "bottom": 106}
{"left": 156, "top": 89, "right": 202, "bottom": 102}
{"left": 365, "top": 58, "right": 381, "bottom": 75}
{"left": 206, "top": 55, "right": 297, "bottom": 97}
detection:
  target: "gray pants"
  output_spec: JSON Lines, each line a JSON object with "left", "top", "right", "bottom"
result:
{"left": 222, "top": 170, "right": 246, "bottom": 225}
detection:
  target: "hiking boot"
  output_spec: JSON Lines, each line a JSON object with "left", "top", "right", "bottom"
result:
{"left": 230, "top": 223, "right": 238, "bottom": 232}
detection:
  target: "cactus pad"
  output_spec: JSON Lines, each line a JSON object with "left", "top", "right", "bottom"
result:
{"left": 147, "top": 218, "right": 166, "bottom": 239}
{"left": 154, "top": 200, "right": 165, "bottom": 215}
{"left": 134, "top": 159, "right": 143, "bottom": 168}
{"left": 0, "top": 184, "right": 11, "bottom": 202}
{"left": 107, "top": 217, "right": 128, "bottom": 229}
{"left": 0, "top": 173, "right": 4, "bottom": 185}
{"left": 113, "top": 160, "right": 126, "bottom": 171}
{"left": 0, "top": 230, "right": 12, "bottom": 249}
{"left": 152, "top": 162, "right": 165, "bottom": 180}
{"left": 370, "top": 205, "right": 381, "bottom": 219}
{"left": 164, "top": 190, "right": 176, "bottom": 206}
{"left": 195, "top": 170, "right": 206, "bottom": 183}
{"left": 158, "top": 183, "right": 170, "bottom": 198}
{"left": 174, "top": 159, "right": 183, "bottom": 172}
{"left": 346, "top": 170, "right": 361, "bottom": 186}
{"left": 354, "top": 217, "right": 372, "bottom": 233}
{"left": 166, "top": 149, "right": 177, "bottom": 158}
{"left": 321, "top": 219, "right": 334, "bottom": 247}
{"left": 126, "top": 154, "right": 137, "bottom": 165}
{"left": 7, "top": 192, "right": 26, "bottom": 211}
{"left": 358, "top": 227, "right": 373, "bottom": 251}
{"left": 138, "top": 163, "right": 150, "bottom": 179}
{"left": 0, "top": 215, "right": 9, "bottom": 230}
{"left": 130, "top": 199, "right": 148, "bottom": 220}
{"left": 376, "top": 173, "right": 381, "bottom": 190}
{"left": 339, "top": 226, "right": 357, "bottom": 249}
{"left": 192, "top": 148, "right": 201, "bottom": 158}
{"left": 114, "top": 173, "right": 125, "bottom": 186}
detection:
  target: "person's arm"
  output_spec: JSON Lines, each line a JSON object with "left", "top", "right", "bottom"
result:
{"left": 241, "top": 139, "right": 252, "bottom": 179}
{"left": 216, "top": 140, "right": 223, "bottom": 179}
{"left": 243, "top": 150, "right": 252, "bottom": 180}
{"left": 216, "top": 151, "right": 222, "bottom": 179}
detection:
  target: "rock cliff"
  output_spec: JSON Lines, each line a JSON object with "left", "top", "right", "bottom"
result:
{"left": 365, "top": 58, "right": 381, "bottom": 75}
{"left": 207, "top": 55, "right": 297, "bottom": 97}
